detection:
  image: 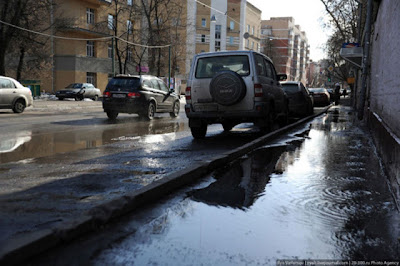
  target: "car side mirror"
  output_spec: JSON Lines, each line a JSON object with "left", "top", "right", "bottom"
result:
{"left": 169, "top": 88, "right": 175, "bottom": 94}
{"left": 277, "top": 74, "right": 287, "bottom": 81}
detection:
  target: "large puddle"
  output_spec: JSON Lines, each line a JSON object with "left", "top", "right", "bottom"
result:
{"left": 0, "top": 119, "right": 187, "bottom": 164}
{"left": 92, "top": 107, "right": 400, "bottom": 264}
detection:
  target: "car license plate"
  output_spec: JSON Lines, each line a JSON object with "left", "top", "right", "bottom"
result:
{"left": 194, "top": 103, "right": 218, "bottom": 112}
{"left": 113, "top": 94, "right": 126, "bottom": 98}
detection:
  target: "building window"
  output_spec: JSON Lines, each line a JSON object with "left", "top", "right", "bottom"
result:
{"left": 108, "top": 43, "right": 113, "bottom": 58}
{"left": 201, "top": 18, "right": 206, "bottom": 27}
{"left": 230, "top": 21, "right": 234, "bottom": 30}
{"left": 127, "top": 20, "right": 133, "bottom": 34}
{"left": 246, "top": 39, "right": 249, "bottom": 48}
{"left": 229, "top": 36, "right": 234, "bottom": 45}
{"left": 127, "top": 0, "right": 132, "bottom": 5}
{"left": 251, "top": 41, "right": 254, "bottom": 49}
{"left": 215, "top": 24, "right": 221, "bottom": 39}
{"left": 215, "top": 41, "right": 221, "bottom": 50}
{"left": 87, "top": 72, "right": 96, "bottom": 86}
{"left": 247, "top": 24, "right": 250, "bottom": 33}
{"left": 86, "top": 41, "right": 94, "bottom": 57}
{"left": 108, "top": 14, "right": 114, "bottom": 29}
{"left": 252, "top": 26, "right": 255, "bottom": 35}
{"left": 86, "top": 8, "right": 95, "bottom": 24}
{"left": 201, "top": 34, "right": 205, "bottom": 43}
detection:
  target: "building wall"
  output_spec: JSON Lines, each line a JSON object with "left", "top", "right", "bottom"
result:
{"left": 368, "top": 0, "right": 400, "bottom": 203}
{"left": 244, "top": 2, "right": 261, "bottom": 52}
{"left": 260, "top": 17, "right": 309, "bottom": 84}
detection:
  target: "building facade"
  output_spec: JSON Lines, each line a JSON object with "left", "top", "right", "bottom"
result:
{"left": 260, "top": 17, "right": 310, "bottom": 84}
{"left": 9, "top": 0, "right": 263, "bottom": 94}
{"left": 185, "top": 0, "right": 262, "bottom": 76}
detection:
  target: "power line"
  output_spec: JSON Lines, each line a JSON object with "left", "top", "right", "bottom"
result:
{"left": 0, "top": 20, "right": 171, "bottom": 48}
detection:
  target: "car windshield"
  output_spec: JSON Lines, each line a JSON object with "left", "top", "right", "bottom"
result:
{"left": 195, "top": 55, "right": 250, "bottom": 78}
{"left": 66, "top": 83, "right": 83, "bottom": 89}
{"left": 281, "top": 84, "right": 300, "bottom": 94}
{"left": 107, "top": 77, "right": 141, "bottom": 91}
{"left": 309, "top": 88, "right": 326, "bottom": 93}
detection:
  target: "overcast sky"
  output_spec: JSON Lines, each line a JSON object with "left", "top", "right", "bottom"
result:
{"left": 248, "top": 0, "right": 331, "bottom": 61}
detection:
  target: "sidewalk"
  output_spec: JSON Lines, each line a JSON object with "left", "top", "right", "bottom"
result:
{"left": 27, "top": 99, "right": 103, "bottom": 113}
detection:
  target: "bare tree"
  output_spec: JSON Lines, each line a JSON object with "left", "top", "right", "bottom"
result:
{"left": 0, "top": 0, "right": 69, "bottom": 78}
{"left": 320, "top": 0, "right": 360, "bottom": 83}
{"left": 139, "top": 0, "right": 185, "bottom": 77}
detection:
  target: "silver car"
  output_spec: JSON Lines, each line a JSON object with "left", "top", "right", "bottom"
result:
{"left": 185, "top": 50, "right": 288, "bottom": 138}
{"left": 0, "top": 76, "right": 33, "bottom": 113}
{"left": 56, "top": 83, "right": 101, "bottom": 101}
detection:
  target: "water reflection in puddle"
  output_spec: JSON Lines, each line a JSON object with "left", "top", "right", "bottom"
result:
{"left": 94, "top": 110, "right": 400, "bottom": 264}
{"left": 0, "top": 121, "right": 186, "bottom": 164}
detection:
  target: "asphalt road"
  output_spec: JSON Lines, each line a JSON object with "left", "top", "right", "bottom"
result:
{"left": 0, "top": 98, "right": 280, "bottom": 256}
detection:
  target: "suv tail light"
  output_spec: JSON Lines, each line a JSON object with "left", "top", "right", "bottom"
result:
{"left": 254, "top": 84, "right": 263, "bottom": 97}
{"left": 185, "top": 87, "right": 191, "bottom": 101}
{"left": 103, "top": 91, "right": 111, "bottom": 98}
{"left": 128, "top": 92, "right": 141, "bottom": 98}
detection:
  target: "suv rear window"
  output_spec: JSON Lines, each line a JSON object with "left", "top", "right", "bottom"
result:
{"left": 282, "top": 84, "right": 300, "bottom": 94}
{"left": 107, "top": 77, "right": 141, "bottom": 91}
{"left": 195, "top": 55, "right": 250, "bottom": 78}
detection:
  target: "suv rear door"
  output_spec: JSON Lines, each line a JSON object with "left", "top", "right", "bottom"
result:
{"left": 191, "top": 53, "right": 254, "bottom": 112}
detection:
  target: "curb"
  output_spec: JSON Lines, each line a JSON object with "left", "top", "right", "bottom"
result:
{"left": 0, "top": 105, "right": 332, "bottom": 265}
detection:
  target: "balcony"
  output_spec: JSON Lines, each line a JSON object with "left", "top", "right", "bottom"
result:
{"left": 82, "top": 0, "right": 111, "bottom": 5}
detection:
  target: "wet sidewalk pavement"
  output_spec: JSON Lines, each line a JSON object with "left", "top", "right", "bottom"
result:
{"left": 87, "top": 97, "right": 400, "bottom": 264}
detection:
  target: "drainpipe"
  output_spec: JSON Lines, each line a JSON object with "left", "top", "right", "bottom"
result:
{"left": 358, "top": 0, "right": 373, "bottom": 120}
{"left": 51, "top": 0, "right": 55, "bottom": 93}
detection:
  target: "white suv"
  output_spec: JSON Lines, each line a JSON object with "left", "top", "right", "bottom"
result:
{"left": 185, "top": 50, "right": 288, "bottom": 138}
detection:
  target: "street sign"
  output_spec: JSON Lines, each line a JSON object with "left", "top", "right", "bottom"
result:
{"left": 327, "top": 66, "right": 334, "bottom": 72}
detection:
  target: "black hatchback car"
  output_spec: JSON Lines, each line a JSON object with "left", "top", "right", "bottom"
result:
{"left": 102, "top": 75, "right": 180, "bottom": 120}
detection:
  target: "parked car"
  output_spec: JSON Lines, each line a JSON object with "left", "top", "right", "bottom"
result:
{"left": 185, "top": 50, "right": 288, "bottom": 138}
{"left": 56, "top": 83, "right": 101, "bottom": 101}
{"left": 0, "top": 76, "right": 33, "bottom": 113}
{"left": 102, "top": 74, "right": 180, "bottom": 120}
{"left": 308, "top": 88, "right": 331, "bottom": 106}
{"left": 280, "top": 81, "right": 313, "bottom": 117}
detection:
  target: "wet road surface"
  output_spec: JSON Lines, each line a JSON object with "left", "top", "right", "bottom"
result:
{"left": 29, "top": 104, "right": 400, "bottom": 264}
{"left": 0, "top": 101, "right": 274, "bottom": 249}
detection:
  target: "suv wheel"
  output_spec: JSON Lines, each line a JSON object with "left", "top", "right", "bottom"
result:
{"left": 260, "top": 107, "right": 275, "bottom": 133}
{"left": 106, "top": 111, "right": 118, "bottom": 120}
{"left": 190, "top": 125, "right": 207, "bottom": 139}
{"left": 140, "top": 102, "right": 155, "bottom": 120}
{"left": 209, "top": 71, "right": 246, "bottom": 106}
{"left": 170, "top": 101, "right": 180, "bottom": 117}
{"left": 13, "top": 100, "right": 26, "bottom": 113}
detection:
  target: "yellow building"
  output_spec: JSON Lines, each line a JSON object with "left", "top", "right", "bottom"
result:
{"left": 31, "top": 0, "right": 262, "bottom": 94}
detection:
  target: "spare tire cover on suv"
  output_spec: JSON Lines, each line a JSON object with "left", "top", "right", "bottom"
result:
{"left": 209, "top": 71, "right": 246, "bottom": 106}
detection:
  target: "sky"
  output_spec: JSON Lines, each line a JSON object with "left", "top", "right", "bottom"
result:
{"left": 248, "top": 0, "right": 331, "bottom": 61}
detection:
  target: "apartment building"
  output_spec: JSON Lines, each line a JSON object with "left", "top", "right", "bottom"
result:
{"left": 260, "top": 17, "right": 310, "bottom": 84}
{"left": 17, "top": 0, "right": 262, "bottom": 93}
{"left": 185, "top": 0, "right": 262, "bottom": 75}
